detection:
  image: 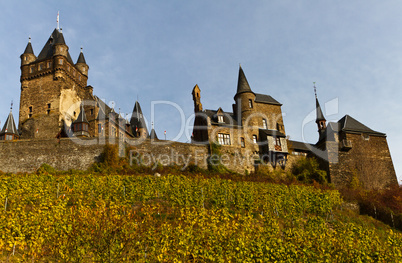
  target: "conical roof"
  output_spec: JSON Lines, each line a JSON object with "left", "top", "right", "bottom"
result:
{"left": 72, "top": 104, "right": 89, "bottom": 124}
{"left": 130, "top": 101, "right": 148, "bottom": 133}
{"left": 37, "top": 28, "right": 74, "bottom": 64}
{"left": 149, "top": 128, "right": 158, "bottom": 140}
{"left": 0, "top": 110, "right": 18, "bottom": 136}
{"left": 76, "top": 50, "right": 87, "bottom": 64}
{"left": 315, "top": 98, "right": 326, "bottom": 122}
{"left": 23, "top": 39, "right": 34, "bottom": 55}
{"left": 235, "top": 65, "right": 254, "bottom": 98}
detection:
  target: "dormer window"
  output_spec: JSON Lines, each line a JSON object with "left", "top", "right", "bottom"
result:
{"left": 218, "top": 115, "right": 224, "bottom": 123}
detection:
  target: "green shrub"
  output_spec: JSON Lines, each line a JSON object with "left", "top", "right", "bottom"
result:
{"left": 291, "top": 157, "right": 327, "bottom": 184}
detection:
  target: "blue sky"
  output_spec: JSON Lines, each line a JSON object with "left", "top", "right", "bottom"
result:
{"left": 0, "top": 1, "right": 401, "bottom": 182}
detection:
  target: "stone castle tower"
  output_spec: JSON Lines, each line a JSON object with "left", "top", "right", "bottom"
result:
{"left": 19, "top": 28, "right": 93, "bottom": 139}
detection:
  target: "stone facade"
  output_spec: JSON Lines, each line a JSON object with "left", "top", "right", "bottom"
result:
{"left": 192, "top": 66, "right": 288, "bottom": 172}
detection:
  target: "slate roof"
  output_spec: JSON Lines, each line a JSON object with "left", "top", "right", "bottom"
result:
{"left": 259, "top": 128, "right": 286, "bottom": 138}
{"left": 316, "top": 98, "right": 326, "bottom": 122}
{"left": 76, "top": 50, "right": 87, "bottom": 64}
{"left": 287, "top": 140, "right": 313, "bottom": 152}
{"left": 338, "top": 115, "right": 385, "bottom": 136}
{"left": 149, "top": 128, "right": 158, "bottom": 140}
{"left": 23, "top": 40, "right": 34, "bottom": 55}
{"left": 72, "top": 104, "right": 89, "bottom": 124}
{"left": 36, "top": 28, "right": 74, "bottom": 64}
{"left": 204, "top": 109, "right": 240, "bottom": 126}
{"left": 94, "top": 96, "right": 113, "bottom": 120}
{"left": 234, "top": 66, "right": 254, "bottom": 98}
{"left": 130, "top": 101, "right": 148, "bottom": 133}
{"left": 0, "top": 110, "right": 18, "bottom": 136}
{"left": 255, "top": 93, "right": 282, "bottom": 105}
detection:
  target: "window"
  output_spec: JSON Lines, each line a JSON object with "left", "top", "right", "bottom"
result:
{"left": 262, "top": 119, "right": 267, "bottom": 129}
{"left": 218, "top": 115, "right": 224, "bottom": 123}
{"left": 47, "top": 103, "right": 51, "bottom": 114}
{"left": 30, "top": 67, "right": 34, "bottom": 73}
{"left": 218, "top": 133, "right": 231, "bottom": 145}
{"left": 47, "top": 61, "right": 52, "bottom": 68}
{"left": 59, "top": 59, "right": 63, "bottom": 65}
{"left": 39, "top": 64, "right": 43, "bottom": 70}
{"left": 253, "top": 135, "right": 257, "bottom": 143}
{"left": 240, "top": 137, "right": 245, "bottom": 148}
{"left": 362, "top": 134, "right": 370, "bottom": 141}
{"left": 29, "top": 106, "right": 33, "bottom": 113}
{"left": 6, "top": 135, "right": 13, "bottom": 141}
{"left": 90, "top": 109, "right": 94, "bottom": 115}
{"left": 249, "top": 99, "right": 253, "bottom": 108}
{"left": 74, "top": 111, "right": 76, "bottom": 117}
{"left": 275, "top": 137, "right": 281, "bottom": 146}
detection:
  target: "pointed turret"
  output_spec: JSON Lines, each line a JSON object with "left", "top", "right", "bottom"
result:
{"left": 130, "top": 101, "right": 148, "bottom": 138}
{"left": 0, "top": 105, "right": 19, "bottom": 141}
{"left": 20, "top": 37, "right": 36, "bottom": 66}
{"left": 233, "top": 65, "right": 256, "bottom": 126}
{"left": 72, "top": 104, "right": 89, "bottom": 137}
{"left": 76, "top": 48, "right": 89, "bottom": 77}
{"left": 149, "top": 129, "right": 158, "bottom": 140}
{"left": 234, "top": 65, "right": 255, "bottom": 98}
{"left": 314, "top": 83, "right": 327, "bottom": 135}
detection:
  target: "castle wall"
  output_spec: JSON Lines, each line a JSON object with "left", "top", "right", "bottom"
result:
{"left": 328, "top": 133, "right": 398, "bottom": 189}
{"left": 0, "top": 138, "right": 104, "bottom": 173}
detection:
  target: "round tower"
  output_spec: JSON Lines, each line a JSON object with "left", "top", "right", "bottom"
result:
{"left": 75, "top": 48, "right": 89, "bottom": 77}
{"left": 233, "top": 65, "right": 257, "bottom": 127}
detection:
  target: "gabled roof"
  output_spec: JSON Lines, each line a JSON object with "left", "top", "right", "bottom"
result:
{"left": 37, "top": 28, "right": 74, "bottom": 64}
{"left": 76, "top": 50, "right": 87, "bottom": 64}
{"left": 235, "top": 66, "right": 255, "bottom": 98}
{"left": 316, "top": 98, "right": 326, "bottom": 122}
{"left": 255, "top": 93, "right": 282, "bottom": 106}
{"left": 0, "top": 110, "right": 18, "bottom": 136}
{"left": 23, "top": 40, "right": 34, "bottom": 55}
{"left": 204, "top": 109, "right": 240, "bottom": 127}
{"left": 72, "top": 105, "right": 89, "bottom": 124}
{"left": 94, "top": 96, "right": 113, "bottom": 121}
{"left": 338, "top": 115, "right": 385, "bottom": 136}
{"left": 130, "top": 101, "right": 148, "bottom": 132}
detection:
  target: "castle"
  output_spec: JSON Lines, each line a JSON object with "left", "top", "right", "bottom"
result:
{"left": 0, "top": 23, "right": 398, "bottom": 189}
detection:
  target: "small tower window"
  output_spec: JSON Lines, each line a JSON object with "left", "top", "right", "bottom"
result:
{"left": 59, "top": 59, "right": 63, "bottom": 65}
{"left": 30, "top": 67, "right": 34, "bottom": 73}
{"left": 29, "top": 106, "right": 33, "bottom": 118}
{"left": 249, "top": 99, "right": 253, "bottom": 108}
{"left": 262, "top": 119, "right": 267, "bottom": 129}
{"left": 240, "top": 137, "right": 245, "bottom": 148}
{"left": 39, "top": 64, "right": 43, "bottom": 70}
{"left": 47, "top": 103, "right": 51, "bottom": 114}
{"left": 47, "top": 61, "right": 52, "bottom": 68}
{"left": 90, "top": 109, "right": 94, "bottom": 115}
{"left": 253, "top": 135, "right": 257, "bottom": 143}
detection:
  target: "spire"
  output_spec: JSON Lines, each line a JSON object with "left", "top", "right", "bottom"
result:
{"left": 0, "top": 103, "right": 19, "bottom": 139}
{"left": 23, "top": 37, "right": 34, "bottom": 55}
{"left": 235, "top": 65, "right": 254, "bottom": 97}
{"left": 149, "top": 122, "right": 158, "bottom": 140}
{"left": 130, "top": 101, "right": 148, "bottom": 137}
{"left": 76, "top": 47, "right": 87, "bottom": 64}
{"left": 57, "top": 11, "right": 60, "bottom": 30}
{"left": 314, "top": 83, "right": 326, "bottom": 132}
{"left": 73, "top": 104, "right": 89, "bottom": 124}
